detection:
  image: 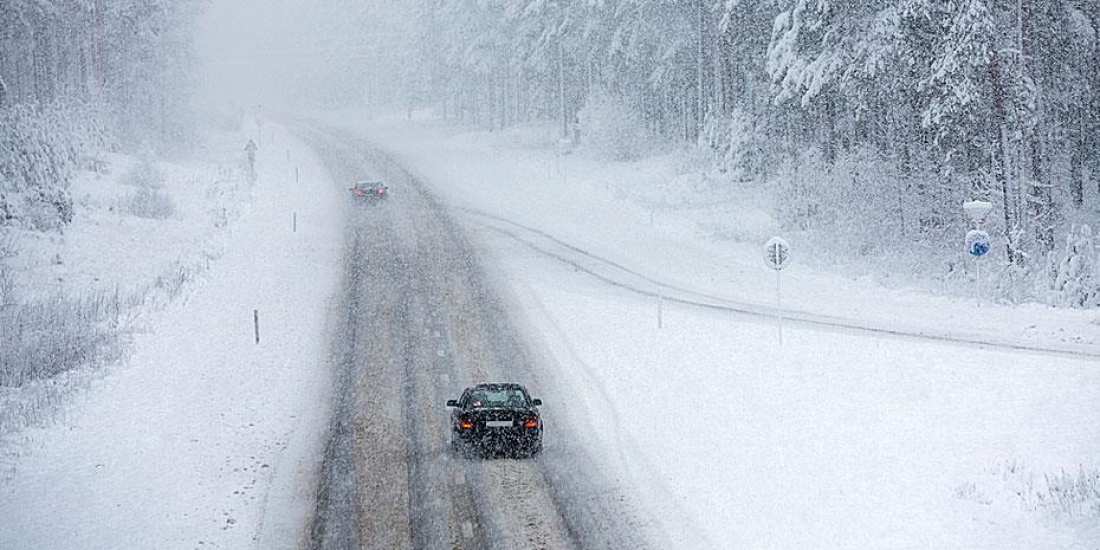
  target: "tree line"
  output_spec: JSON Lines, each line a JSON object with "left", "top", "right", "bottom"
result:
{"left": 329, "top": 0, "right": 1097, "bottom": 305}
{"left": 0, "top": 0, "right": 200, "bottom": 229}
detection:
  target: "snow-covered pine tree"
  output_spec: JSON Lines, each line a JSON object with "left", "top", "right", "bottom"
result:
{"left": 1051, "top": 225, "right": 1100, "bottom": 308}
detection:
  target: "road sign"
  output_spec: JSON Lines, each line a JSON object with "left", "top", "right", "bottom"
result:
{"left": 764, "top": 237, "right": 791, "bottom": 271}
{"left": 963, "top": 200, "right": 993, "bottom": 224}
{"left": 763, "top": 237, "right": 791, "bottom": 345}
{"left": 966, "top": 229, "right": 991, "bottom": 257}
{"left": 962, "top": 201, "right": 993, "bottom": 308}
{"left": 964, "top": 229, "right": 991, "bottom": 307}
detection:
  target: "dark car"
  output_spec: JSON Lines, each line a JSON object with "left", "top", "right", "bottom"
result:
{"left": 447, "top": 383, "right": 543, "bottom": 458}
{"left": 349, "top": 180, "right": 388, "bottom": 202}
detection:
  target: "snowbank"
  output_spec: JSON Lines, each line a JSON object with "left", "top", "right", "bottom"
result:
{"left": 485, "top": 229, "right": 1100, "bottom": 548}
{"left": 0, "top": 122, "right": 345, "bottom": 549}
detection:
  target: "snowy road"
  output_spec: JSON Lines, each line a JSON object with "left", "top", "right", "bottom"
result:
{"left": 296, "top": 125, "right": 656, "bottom": 550}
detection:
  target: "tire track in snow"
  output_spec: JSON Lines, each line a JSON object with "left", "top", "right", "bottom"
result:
{"left": 298, "top": 123, "right": 641, "bottom": 550}
{"left": 461, "top": 208, "right": 1100, "bottom": 361}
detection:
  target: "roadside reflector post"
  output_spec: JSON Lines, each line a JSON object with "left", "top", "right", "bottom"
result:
{"left": 657, "top": 293, "right": 664, "bottom": 329}
{"left": 763, "top": 237, "right": 792, "bottom": 346}
{"left": 253, "top": 309, "right": 260, "bottom": 344}
{"left": 293, "top": 212, "right": 297, "bottom": 233}
{"left": 295, "top": 166, "right": 300, "bottom": 185}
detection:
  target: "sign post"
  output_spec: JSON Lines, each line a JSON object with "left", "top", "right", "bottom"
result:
{"left": 963, "top": 200, "right": 993, "bottom": 307}
{"left": 763, "top": 237, "right": 792, "bottom": 345}
{"left": 556, "top": 137, "right": 573, "bottom": 186}
{"left": 965, "top": 229, "right": 991, "bottom": 306}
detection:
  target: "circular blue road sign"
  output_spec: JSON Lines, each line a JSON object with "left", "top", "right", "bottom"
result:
{"left": 965, "top": 230, "right": 991, "bottom": 257}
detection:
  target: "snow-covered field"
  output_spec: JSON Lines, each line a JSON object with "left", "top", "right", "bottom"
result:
{"left": 335, "top": 113, "right": 1100, "bottom": 548}
{"left": 6, "top": 133, "right": 246, "bottom": 300}
{"left": 0, "top": 122, "right": 345, "bottom": 549}
{"left": 487, "top": 232, "right": 1100, "bottom": 548}
{"left": 337, "top": 114, "right": 1100, "bottom": 354}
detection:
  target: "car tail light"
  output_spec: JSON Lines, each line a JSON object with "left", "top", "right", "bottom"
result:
{"left": 460, "top": 419, "right": 475, "bottom": 430}
{"left": 524, "top": 418, "right": 539, "bottom": 429}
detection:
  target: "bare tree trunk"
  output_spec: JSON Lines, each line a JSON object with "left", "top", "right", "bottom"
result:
{"left": 1028, "top": 132, "right": 1055, "bottom": 250}
{"left": 558, "top": 38, "right": 567, "bottom": 138}
{"left": 1070, "top": 108, "right": 1085, "bottom": 207}
{"left": 0, "top": 46, "right": 7, "bottom": 108}
{"left": 989, "top": 51, "right": 1021, "bottom": 264}
{"left": 695, "top": 0, "right": 705, "bottom": 140}
{"left": 94, "top": 0, "right": 106, "bottom": 96}
{"left": 1021, "top": 0, "right": 1055, "bottom": 252}
{"left": 823, "top": 94, "right": 837, "bottom": 165}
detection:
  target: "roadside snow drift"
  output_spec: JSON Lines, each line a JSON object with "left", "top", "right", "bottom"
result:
{"left": 488, "top": 235, "right": 1100, "bottom": 548}
{"left": 0, "top": 123, "right": 345, "bottom": 550}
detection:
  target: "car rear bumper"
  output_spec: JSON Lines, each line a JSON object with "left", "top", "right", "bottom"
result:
{"left": 455, "top": 428, "right": 541, "bottom": 452}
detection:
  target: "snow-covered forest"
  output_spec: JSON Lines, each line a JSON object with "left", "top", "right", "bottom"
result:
{"left": 263, "top": 0, "right": 1100, "bottom": 307}
{"left": 1, "top": 0, "right": 1098, "bottom": 401}
{"left": 4, "top": 1, "right": 1098, "bottom": 305}
{"left": 0, "top": 1, "right": 207, "bottom": 392}
{"left": 0, "top": 0, "right": 201, "bottom": 230}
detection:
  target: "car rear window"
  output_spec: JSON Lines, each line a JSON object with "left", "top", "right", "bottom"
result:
{"left": 468, "top": 388, "right": 528, "bottom": 409}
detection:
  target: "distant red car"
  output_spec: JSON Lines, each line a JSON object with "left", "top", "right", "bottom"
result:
{"left": 350, "top": 180, "right": 388, "bottom": 202}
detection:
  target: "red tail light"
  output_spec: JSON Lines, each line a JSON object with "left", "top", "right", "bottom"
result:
{"left": 460, "top": 420, "right": 475, "bottom": 430}
{"left": 524, "top": 418, "right": 539, "bottom": 429}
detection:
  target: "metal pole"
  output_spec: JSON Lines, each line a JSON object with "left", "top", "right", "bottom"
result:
{"left": 253, "top": 309, "right": 260, "bottom": 344}
{"left": 976, "top": 259, "right": 982, "bottom": 308}
{"left": 776, "top": 270, "right": 784, "bottom": 346}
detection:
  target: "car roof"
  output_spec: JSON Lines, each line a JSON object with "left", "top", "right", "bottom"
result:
{"left": 468, "top": 383, "right": 526, "bottom": 391}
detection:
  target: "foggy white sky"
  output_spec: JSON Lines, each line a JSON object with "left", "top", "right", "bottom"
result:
{"left": 194, "top": 0, "right": 412, "bottom": 111}
{"left": 195, "top": 0, "right": 322, "bottom": 107}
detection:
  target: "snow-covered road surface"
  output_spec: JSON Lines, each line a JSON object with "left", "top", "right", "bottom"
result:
{"left": 297, "top": 124, "right": 659, "bottom": 550}
{"left": 0, "top": 124, "right": 345, "bottom": 550}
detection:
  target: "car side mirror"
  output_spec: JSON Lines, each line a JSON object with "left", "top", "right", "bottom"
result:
{"left": 446, "top": 399, "right": 458, "bottom": 407}
{"left": 532, "top": 398, "right": 542, "bottom": 406}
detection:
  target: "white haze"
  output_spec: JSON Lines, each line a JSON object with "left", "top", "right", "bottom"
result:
{"left": 196, "top": 0, "right": 413, "bottom": 111}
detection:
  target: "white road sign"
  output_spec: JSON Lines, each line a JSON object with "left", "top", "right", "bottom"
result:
{"left": 764, "top": 237, "right": 791, "bottom": 271}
